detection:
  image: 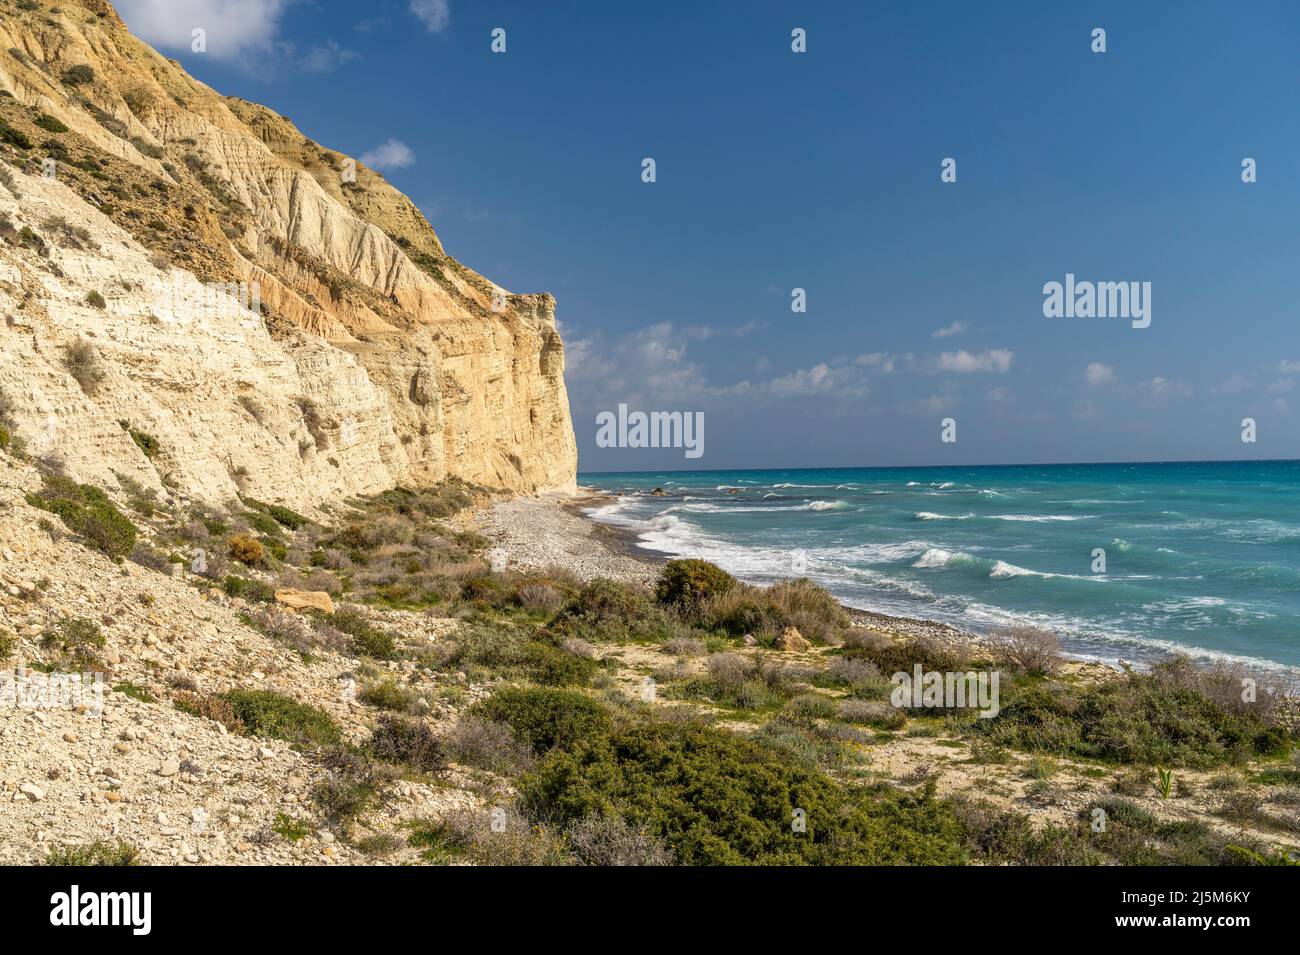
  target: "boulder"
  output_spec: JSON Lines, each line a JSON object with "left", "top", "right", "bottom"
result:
{"left": 274, "top": 589, "right": 336, "bottom": 615}
{"left": 774, "top": 626, "right": 811, "bottom": 652}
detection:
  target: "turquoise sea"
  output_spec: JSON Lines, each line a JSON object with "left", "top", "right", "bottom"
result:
{"left": 580, "top": 461, "right": 1300, "bottom": 675}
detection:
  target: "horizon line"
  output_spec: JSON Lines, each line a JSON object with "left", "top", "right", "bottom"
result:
{"left": 577, "top": 456, "right": 1300, "bottom": 476}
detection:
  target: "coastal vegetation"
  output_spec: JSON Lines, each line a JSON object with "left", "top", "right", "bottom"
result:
{"left": 7, "top": 444, "right": 1298, "bottom": 865}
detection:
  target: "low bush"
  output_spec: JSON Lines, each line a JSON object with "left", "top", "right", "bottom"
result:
{"left": 368, "top": 714, "right": 446, "bottom": 772}
{"left": 61, "top": 64, "right": 95, "bottom": 86}
{"left": 228, "top": 534, "right": 264, "bottom": 566}
{"left": 62, "top": 337, "right": 105, "bottom": 391}
{"left": 222, "top": 574, "right": 274, "bottom": 603}
{"left": 990, "top": 624, "right": 1065, "bottom": 676}
{"left": 472, "top": 686, "right": 612, "bottom": 756}
{"left": 332, "top": 606, "right": 396, "bottom": 660}
{"left": 44, "top": 841, "right": 139, "bottom": 866}
{"left": 40, "top": 616, "right": 105, "bottom": 668}
{"left": 765, "top": 578, "right": 850, "bottom": 644}
{"left": 524, "top": 639, "right": 600, "bottom": 687}
{"left": 358, "top": 679, "right": 425, "bottom": 714}
{"left": 654, "top": 559, "right": 736, "bottom": 617}
{"left": 567, "top": 813, "right": 675, "bottom": 866}
{"left": 975, "top": 660, "right": 1293, "bottom": 769}
{"left": 550, "top": 577, "right": 673, "bottom": 643}
{"left": 442, "top": 715, "right": 534, "bottom": 774}
{"left": 26, "top": 477, "right": 137, "bottom": 559}
{"left": 518, "top": 716, "right": 966, "bottom": 865}
{"left": 219, "top": 689, "right": 341, "bottom": 749}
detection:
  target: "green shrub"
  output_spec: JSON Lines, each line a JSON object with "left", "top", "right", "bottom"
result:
{"left": 976, "top": 664, "right": 1292, "bottom": 769}
{"left": 0, "top": 631, "right": 15, "bottom": 660}
{"left": 698, "top": 585, "right": 787, "bottom": 638}
{"left": 654, "top": 559, "right": 736, "bottom": 616}
{"left": 0, "top": 425, "right": 10, "bottom": 450}
{"left": 443, "top": 620, "right": 531, "bottom": 675}
{"left": 764, "top": 578, "right": 849, "bottom": 644}
{"left": 40, "top": 616, "right": 105, "bottom": 667}
{"left": 26, "top": 477, "right": 137, "bottom": 558}
{"left": 117, "top": 420, "right": 159, "bottom": 457}
{"left": 44, "top": 841, "right": 139, "bottom": 866}
{"left": 472, "top": 686, "right": 612, "bottom": 756}
{"left": 519, "top": 719, "right": 966, "bottom": 865}
{"left": 550, "top": 577, "right": 672, "bottom": 642}
{"left": 33, "top": 113, "right": 68, "bottom": 133}
{"left": 243, "top": 511, "right": 282, "bottom": 537}
{"left": 358, "top": 679, "right": 423, "bottom": 713}
{"left": 333, "top": 606, "right": 396, "bottom": 659}
{"left": 220, "top": 689, "right": 341, "bottom": 749}
{"left": 0, "top": 117, "right": 31, "bottom": 149}
{"left": 222, "top": 574, "right": 274, "bottom": 602}
{"left": 84, "top": 290, "right": 106, "bottom": 309}
{"left": 524, "top": 640, "right": 600, "bottom": 687}
{"left": 112, "top": 681, "right": 154, "bottom": 702}
{"left": 842, "top": 633, "right": 972, "bottom": 677}
{"left": 1075, "top": 671, "right": 1290, "bottom": 768}
{"left": 266, "top": 503, "right": 308, "bottom": 529}
{"left": 272, "top": 813, "right": 312, "bottom": 843}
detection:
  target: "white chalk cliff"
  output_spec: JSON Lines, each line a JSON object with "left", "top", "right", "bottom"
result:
{"left": 0, "top": 0, "right": 577, "bottom": 509}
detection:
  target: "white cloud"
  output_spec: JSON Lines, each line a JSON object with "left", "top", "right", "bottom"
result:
{"left": 299, "top": 40, "right": 359, "bottom": 73}
{"left": 931, "top": 321, "right": 967, "bottom": 339}
{"left": 1084, "top": 362, "right": 1115, "bottom": 386}
{"left": 855, "top": 352, "right": 910, "bottom": 374}
{"left": 1140, "top": 377, "right": 1192, "bottom": 402}
{"left": 116, "top": 0, "right": 290, "bottom": 61}
{"left": 765, "top": 363, "right": 870, "bottom": 399}
{"left": 409, "top": 0, "right": 451, "bottom": 33}
{"left": 1278, "top": 360, "right": 1300, "bottom": 373}
{"left": 938, "top": 349, "right": 1013, "bottom": 373}
{"left": 360, "top": 139, "right": 416, "bottom": 170}
{"left": 906, "top": 394, "right": 957, "bottom": 415}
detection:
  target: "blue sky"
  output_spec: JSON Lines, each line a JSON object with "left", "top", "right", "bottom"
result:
{"left": 117, "top": 0, "right": 1300, "bottom": 472}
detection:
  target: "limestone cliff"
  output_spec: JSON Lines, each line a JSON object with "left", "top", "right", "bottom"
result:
{"left": 0, "top": 0, "right": 577, "bottom": 509}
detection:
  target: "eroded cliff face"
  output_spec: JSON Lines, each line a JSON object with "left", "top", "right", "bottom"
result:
{"left": 0, "top": 0, "right": 576, "bottom": 509}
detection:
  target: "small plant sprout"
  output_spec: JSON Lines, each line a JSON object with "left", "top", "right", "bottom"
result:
{"left": 1156, "top": 767, "right": 1174, "bottom": 799}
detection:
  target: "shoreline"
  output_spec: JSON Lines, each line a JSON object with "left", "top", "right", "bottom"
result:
{"left": 480, "top": 491, "right": 1300, "bottom": 686}
{"left": 482, "top": 490, "right": 989, "bottom": 647}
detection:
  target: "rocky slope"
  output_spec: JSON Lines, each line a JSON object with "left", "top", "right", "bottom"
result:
{"left": 0, "top": 0, "right": 576, "bottom": 512}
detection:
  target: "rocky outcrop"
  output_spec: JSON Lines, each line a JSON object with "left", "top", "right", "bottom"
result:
{"left": 0, "top": 0, "right": 576, "bottom": 510}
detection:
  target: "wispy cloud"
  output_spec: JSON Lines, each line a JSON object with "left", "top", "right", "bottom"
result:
{"left": 1140, "top": 377, "right": 1192, "bottom": 402}
{"left": 930, "top": 321, "right": 967, "bottom": 339}
{"left": 409, "top": 0, "right": 452, "bottom": 33}
{"left": 360, "top": 139, "right": 416, "bottom": 170}
{"left": 1084, "top": 362, "right": 1115, "bottom": 386}
{"left": 937, "top": 349, "right": 1013, "bottom": 373}
{"left": 299, "top": 40, "right": 359, "bottom": 73}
